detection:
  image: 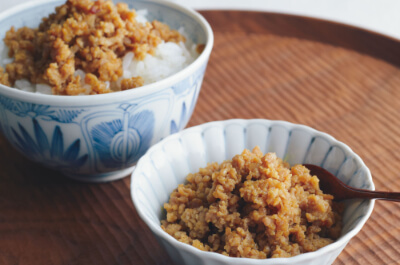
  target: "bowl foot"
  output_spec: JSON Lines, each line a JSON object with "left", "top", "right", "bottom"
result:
{"left": 63, "top": 165, "right": 136, "bottom": 183}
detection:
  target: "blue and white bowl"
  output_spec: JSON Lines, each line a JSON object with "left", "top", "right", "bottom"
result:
{"left": 0, "top": 0, "right": 213, "bottom": 182}
{"left": 131, "top": 119, "right": 375, "bottom": 265}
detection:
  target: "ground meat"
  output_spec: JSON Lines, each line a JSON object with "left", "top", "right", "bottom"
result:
{"left": 0, "top": 67, "right": 10, "bottom": 87}
{"left": 0, "top": 0, "right": 185, "bottom": 95}
{"left": 121, "top": 76, "right": 144, "bottom": 90}
{"left": 161, "top": 147, "right": 343, "bottom": 259}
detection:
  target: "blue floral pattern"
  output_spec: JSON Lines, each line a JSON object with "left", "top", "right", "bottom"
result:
{"left": 11, "top": 118, "right": 88, "bottom": 170}
{"left": 172, "top": 79, "right": 191, "bottom": 95}
{"left": 171, "top": 103, "right": 187, "bottom": 134}
{"left": 170, "top": 79, "right": 200, "bottom": 134}
{"left": 90, "top": 106, "right": 155, "bottom": 169}
{"left": 0, "top": 98, "right": 84, "bottom": 123}
{"left": 12, "top": 102, "right": 54, "bottom": 118}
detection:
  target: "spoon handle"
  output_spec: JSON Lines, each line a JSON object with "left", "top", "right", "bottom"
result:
{"left": 346, "top": 187, "right": 400, "bottom": 202}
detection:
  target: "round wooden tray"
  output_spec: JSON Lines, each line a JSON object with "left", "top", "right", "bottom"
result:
{"left": 0, "top": 10, "right": 399, "bottom": 265}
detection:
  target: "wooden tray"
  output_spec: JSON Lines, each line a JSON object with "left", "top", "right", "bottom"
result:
{"left": 0, "top": 11, "right": 400, "bottom": 265}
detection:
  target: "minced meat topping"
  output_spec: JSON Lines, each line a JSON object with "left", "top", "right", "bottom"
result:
{"left": 0, "top": 0, "right": 185, "bottom": 95}
{"left": 161, "top": 147, "right": 342, "bottom": 259}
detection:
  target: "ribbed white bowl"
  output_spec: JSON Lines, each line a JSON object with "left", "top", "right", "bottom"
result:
{"left": 131, "top": 119, "right": 375, "bottom": 265}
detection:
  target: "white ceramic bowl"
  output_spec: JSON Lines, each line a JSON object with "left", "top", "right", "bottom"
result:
{"left": 131, "top": 119, "right": 375, "bottom": 265}
{"left": 0, "top": 0, "right": 213, "bottom": 182}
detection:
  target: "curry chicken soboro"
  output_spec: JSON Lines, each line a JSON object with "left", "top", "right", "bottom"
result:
{"left": 161, "top": 147, "right": 342, "bottom": 259}
{"left": 0, "top": 0, "right": 187, "bottom": 95}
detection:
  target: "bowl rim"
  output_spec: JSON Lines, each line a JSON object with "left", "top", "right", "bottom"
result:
{"left": 0, "top": 0, "right": 214, "bottom": 105}
{"left": 131, "top": 118, "right": 375, "bottom": 264}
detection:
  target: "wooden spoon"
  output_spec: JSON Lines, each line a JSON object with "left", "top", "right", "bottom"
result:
{"left": 304, "top": 164, "right": 400, "bottom": 202}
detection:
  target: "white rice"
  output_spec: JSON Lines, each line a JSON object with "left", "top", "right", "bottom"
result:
{"left": 120, "top": 40, "right": 198, "bottom": 86}
{"left": 0, "top": 43, "right": 11, "bottom": 68}
{"left": 135, "top": 9, "right": 149, "bottom": 24}
{"left": 1, "top": 9, "right": 199, "bottom": 95}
